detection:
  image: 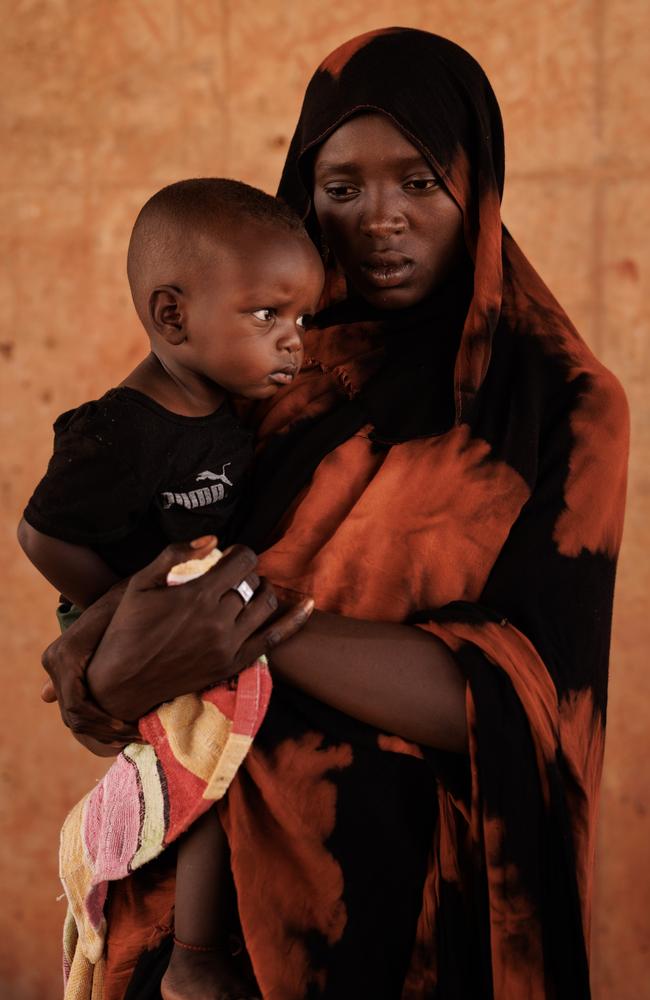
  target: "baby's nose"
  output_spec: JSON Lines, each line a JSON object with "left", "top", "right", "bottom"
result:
{"left": 277, "top": 322, "right": 303, "bottom": 353}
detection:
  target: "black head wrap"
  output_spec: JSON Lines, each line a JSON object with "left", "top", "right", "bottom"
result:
{"left": 233, "top": 29, "right": 512, "bottom": 548}
{"left": 278, "top": 27, "right": 506, "bottom": 426}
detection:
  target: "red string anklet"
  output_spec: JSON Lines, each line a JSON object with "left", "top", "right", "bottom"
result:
{"left": 173, "top": 937, "right": 217, "bottom": 953}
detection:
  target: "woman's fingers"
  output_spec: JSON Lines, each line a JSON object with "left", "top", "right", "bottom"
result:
{"left": 265, "top": 597, "right": 315, "bottom": 648}
{"left": 55, "top": 657, "right": 134, "bottom": 741}
{"left": 56, "top": 670, "right": 116, "bottom": 739}
{"left": 129, "top": 538, "right": 260, "bottom": 605}
{"left": 219, "top": 571, "right": 262, "bottom": 617}
{"left": 240, "top": 597, "right": 315, "bottom": 664}
{"left": 231, "top": 578, "right": 279, "bottom": 633}
{"left": 204, "top": 544, "right": 258, "bottom": 592}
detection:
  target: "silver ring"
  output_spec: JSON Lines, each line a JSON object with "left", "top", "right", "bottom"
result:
{"left": 232, "top": 579, "right": 254, "bottom": 605}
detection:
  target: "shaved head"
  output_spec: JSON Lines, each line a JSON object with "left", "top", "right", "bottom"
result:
{"left": 127, "top": 178, "right": 308, "bottom": 327}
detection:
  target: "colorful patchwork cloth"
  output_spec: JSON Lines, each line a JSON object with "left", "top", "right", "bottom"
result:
{"left": 59, "top": 656, "right": 271, "bottom": 1000}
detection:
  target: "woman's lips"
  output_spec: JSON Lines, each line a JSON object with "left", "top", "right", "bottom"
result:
{"left": 360, "top": 255, "right": 414, "bottom": 288}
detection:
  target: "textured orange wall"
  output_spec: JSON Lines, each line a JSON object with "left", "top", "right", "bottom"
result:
{"left": 2, "top": 2, "right": 648, "bottom": 997}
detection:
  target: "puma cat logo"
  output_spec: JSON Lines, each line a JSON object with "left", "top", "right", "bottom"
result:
{"left": 160, "top": 464, "right": 234, "bottom": 511}
{"left": 195, "top": 464, "right": 233, "bottom": 486}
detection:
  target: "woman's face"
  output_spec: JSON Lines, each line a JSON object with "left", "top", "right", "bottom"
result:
{"left": 312, "top": 113, "right": 466, "bottom": 309}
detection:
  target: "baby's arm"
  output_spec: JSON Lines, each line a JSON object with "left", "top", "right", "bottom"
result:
{"left": 17, "top": 517, "right": 119, "bottom": 610}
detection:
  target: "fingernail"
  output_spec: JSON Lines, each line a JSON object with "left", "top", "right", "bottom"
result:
{"left": 301, "top": 598, "right": 315, "bottom": 615}
{"left": 190, "top": 535, "right": 217, "bottom": 549}
{"left": 267, "top": 593, "right": 279, "bottom": 610}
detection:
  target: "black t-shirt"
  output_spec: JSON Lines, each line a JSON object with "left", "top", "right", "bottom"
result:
{"left": 24, "top": 387, "right": 254, "bottom": 577}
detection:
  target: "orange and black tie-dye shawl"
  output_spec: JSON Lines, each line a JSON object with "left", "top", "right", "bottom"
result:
{"left": 116, "top": 28, "right": 629, "bottom": 1000}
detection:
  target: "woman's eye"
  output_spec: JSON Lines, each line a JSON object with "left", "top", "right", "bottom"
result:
{"left": 296, "top": 314, "right": 313, "bottom": 330}
{"left": 252, "top": 308, "right": 276, "bottom": 322}
{"left": 404, "top": 177, "right": 439, "bottom": 192}
{"left": 324, "top": 184, "right": 358, "bottom": 200}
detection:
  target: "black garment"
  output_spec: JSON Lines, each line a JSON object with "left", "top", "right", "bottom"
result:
{"left": 227, "top": 27, "right": 626, "bottom": 999}
{"left": 120, "top": 27, "right": 628, "bottom": 1000}
{"left": 24, "top": 387, "right": 254, "bottom": 577}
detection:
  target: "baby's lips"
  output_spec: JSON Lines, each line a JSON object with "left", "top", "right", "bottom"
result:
{"left": 268, "top": 370, "right": 296, "bottom": 385}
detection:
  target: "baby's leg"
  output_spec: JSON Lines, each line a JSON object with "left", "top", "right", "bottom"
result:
{"left": 161, "top": 806, "right": 258, "bottom": 1000}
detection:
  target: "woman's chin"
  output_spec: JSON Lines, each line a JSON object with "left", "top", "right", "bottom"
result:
{"left": 354, "top": 281, "right": 425, "bottom": 310}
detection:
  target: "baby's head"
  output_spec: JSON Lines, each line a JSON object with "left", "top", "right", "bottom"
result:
{"left": 127, "top": 178, "right": 324, "bottom": 399}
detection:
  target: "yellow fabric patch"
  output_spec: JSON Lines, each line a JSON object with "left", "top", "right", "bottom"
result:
{"left": 124, "top": 743, "right": 166, "bottom": 871}
{"left": 157, "top": 693, "right": 233, "bottom": 782}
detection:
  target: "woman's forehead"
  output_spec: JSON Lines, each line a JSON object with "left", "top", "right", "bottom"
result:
{"left": 313, "top": 113, "right": 430, "bottom": 171}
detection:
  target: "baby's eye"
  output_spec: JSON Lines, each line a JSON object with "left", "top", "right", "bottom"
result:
{"left": 324, "top": 184, "right": 358, "bottom": 200}
{"left": 296, "top": 314, "right": 313, "bottom": 330}
{"left": 252, "top": 308, "right": 276, "bottom": 322}
{"left": 404, "top": 177, "right": 439, "bottom": 192}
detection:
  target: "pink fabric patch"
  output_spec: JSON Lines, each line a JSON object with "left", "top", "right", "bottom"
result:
{"left": 83, "top": 753, "right": 141, "bottom": 882}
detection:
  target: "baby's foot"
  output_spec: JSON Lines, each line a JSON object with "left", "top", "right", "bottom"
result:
{"left": 161, "top": 942, "right": 259, "bottom": 1000}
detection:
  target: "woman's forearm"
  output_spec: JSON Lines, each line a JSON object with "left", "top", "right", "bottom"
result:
{"left": 268, "top": 610, "right": 468, "bottom": 753}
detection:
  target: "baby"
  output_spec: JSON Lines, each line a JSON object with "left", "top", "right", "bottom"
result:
{"left": 18, "top": 178, "right": 324, "bottom": 1000}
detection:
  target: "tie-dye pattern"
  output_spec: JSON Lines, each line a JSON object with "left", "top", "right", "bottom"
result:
{"left": 112, "top": 29, "right": 628, "bottom": 999}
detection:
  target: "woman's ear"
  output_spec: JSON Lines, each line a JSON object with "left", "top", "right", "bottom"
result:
{"left": 149, "top": 286, "right": 186, "bottom": 345}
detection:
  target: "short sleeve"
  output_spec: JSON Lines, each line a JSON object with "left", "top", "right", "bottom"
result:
{"left": 24, "top": 421, "right": 153, "bottom": 547}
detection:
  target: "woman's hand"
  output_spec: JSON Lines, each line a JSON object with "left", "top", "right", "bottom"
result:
{"left": 41, "top": 677, "right": 136, "bottom": 754}
{"left": 43, "top": 537, "right": 313, "bottom": 733}
{"left": 41, "top": 578, "right": 141, "bottom": 746}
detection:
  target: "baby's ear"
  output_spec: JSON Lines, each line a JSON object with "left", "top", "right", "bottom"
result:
{"left": 149, "top": 286, "right": 185, "bottom": 345}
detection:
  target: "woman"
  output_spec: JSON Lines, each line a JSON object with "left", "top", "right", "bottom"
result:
{"left": 44, "top": 28, "right": 629, "bottom": 999}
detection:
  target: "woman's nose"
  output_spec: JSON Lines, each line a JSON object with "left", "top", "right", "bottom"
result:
{"left": 359, "top": 191, "right": 406, "bottom": 239}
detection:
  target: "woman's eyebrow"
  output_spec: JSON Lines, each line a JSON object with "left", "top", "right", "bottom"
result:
{"left": 315, "top": 154, "right": 430, "bottom": 175}
{"left": 314, "top": 160, "right": 358, "bottom": 175}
